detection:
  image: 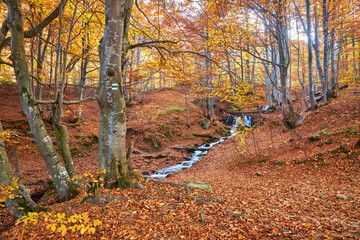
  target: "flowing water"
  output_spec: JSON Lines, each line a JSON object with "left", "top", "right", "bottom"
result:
{"left": 149, "top": 117, "right": 247, "bottom": 179}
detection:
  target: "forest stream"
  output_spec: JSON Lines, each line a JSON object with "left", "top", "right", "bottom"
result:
{"left": 149, "top": 116, "right": 253, "bottom": 178}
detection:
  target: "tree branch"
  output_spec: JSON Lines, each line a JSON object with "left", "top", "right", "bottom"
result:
{"left": 0, "top": 59, "right": 13, "bottom": 67}
{"left": 1, "top": 0, "right": 68, "bottom": 49}
{"left": 130, "top": 40, "right": 178, "bottom": 49}
{"left": 32, "top": 97, "right": 95, "bottom": 105}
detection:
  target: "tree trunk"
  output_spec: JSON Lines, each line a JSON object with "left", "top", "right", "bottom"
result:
{"left": 305, "top": 0, "right": 317, "bottom": 110}
{"left": 352, "top": 37, "right": 356, "bottom": 82}
{"left": 251, "top": 47, "right": 257, "bottom": 85}
{"left": 265, "top": 45, "right": 272, "bottom": 106}
{"left": 313, "top": 2, "right": 326, "bottom": 99}
{"left": 204, "top": 33, "right": 213, "bottom": 119}
{"left": 336, "top": 38, "right": 343, "bottom": 91}
{"left": 185, "top": 85, "right": 190, "bottom": 127}
{"left": 330, "top": 30, "right": 337, "bottom": 96}
{"left": 271, "top": 43, "right": 280, "bottom": 106}
{"left": 288, "top": 43, "right": 292, "bottom": 100}
{"left": 314, "top": 65, "right": 318, "bottom": 91}
{"left": 52, "top": 0, "right": 78, "bottom": 179}
{"left": 263, "top": 21, "right": 272, "bottom": 107}
{"left": 296, "top": 19, "right": 309, "bottom": 109}
{"left": 5, "top": 0, "right": 78, "bottom": 201}
{"left": 79, "top": 33, "right": 90, "bottom": 119}
{"left": 322, "top": 0, "right": 330, "bottom": 101}
{"left": 53, "top": 121, "right": 75, "bottom": 178}
{"left": 96, "top": 0, "right": 134, "bottom": 188}
{"left": 276, "top": 0, "right": 299, "bottom": 129}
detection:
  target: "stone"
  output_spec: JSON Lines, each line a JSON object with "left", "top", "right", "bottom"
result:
{"left": 308, "top": 133, "right": 320, "bottom": 142}
{"left": 180, "top": 180, "right": 212, "bottom": 191}
{"left": 308, "top": 129, "right": 328, "bottom": 142}
{"left": 336, "top": 194, "right": 350, "bottom": 200}
{"left": 134, "top": 182, "right": 145, "bottom": 190}
{"left": 132, "top": 149, "right": 140, "bottom": 154}
{"left": 155, "top": 154, "right": 166, "bottom": 159}
{"left": 295, "top": 117, "right": 305, "bottom": 125}
{"left": 150, "top": 134, "right": 161, "bottom": 149}
{"left": 200, "top": 119, "right": 211, "bottom": 130}
{"left": 82, "top": 195, "right": 102, "bottom": 205}
{"left": 280, "top": 229, "right": 292, "bottom": 234}
{"left": 256, "top": 172, "right": 262, "bottom": 176}
{"left": 104, "top": 194, "right": 125, "bottom": 202}
{"left": 83, "top": 194, "right": 125, "bottom": 205}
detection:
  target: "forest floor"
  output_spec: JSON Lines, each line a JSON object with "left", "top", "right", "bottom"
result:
{"left": 0, "top": 83, "right": 360, "bottom": 239}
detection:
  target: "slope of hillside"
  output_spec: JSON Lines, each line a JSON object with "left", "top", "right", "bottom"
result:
{"left": 1, "top": 83, "right": 359, "bottom": 239}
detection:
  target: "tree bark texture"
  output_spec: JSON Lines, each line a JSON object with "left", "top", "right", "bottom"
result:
{"left": 275, "top": 0, "right": 299, "bottom": 128}
{"left": 4, "top": 0, "right": 77, "bottom": 201}
{"left": 96, "top": 0, "right": 134, "bottom": 188}
{"left": 322, "top": 0, "right": 330, "bottom": 101}
{"left": 330, "top": 30, "right": 337, "bottom": 96}
{"left": 313, "top": 3, "right": 326, "bottom": 99}
{"left": 305, "top": 0, "right": 317, "bottom": 110}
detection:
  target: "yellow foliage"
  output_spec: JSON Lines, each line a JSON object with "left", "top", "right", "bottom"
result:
{"left": 17, "top": 211, "right": 102, "bottom": 236}
{"left": 0, "top": 178, "right": 21, "bottom": 207}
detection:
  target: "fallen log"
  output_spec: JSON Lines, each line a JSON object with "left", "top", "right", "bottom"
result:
{"left": 354, "top": 91, "right": 360, "bottom": 94}
{"left": 339, "top": 84, "right": 348, "bottom": 90}
{"left": 227, "top": 110, "right": 266, "bottom": 115}
{"left": 314, "top": 91, "right": 322, "bottom": 97}
{"left": 315, "top": 95, "right": 323, "bottom": 102}
{"left": 171, "top": 146, "right": 198, "bottom": 151}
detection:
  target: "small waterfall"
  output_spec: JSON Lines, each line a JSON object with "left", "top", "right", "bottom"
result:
{"left": 148, "top": 116, "right": 249, "bottom": 179}
{"left": 243, "top": 116, "right": 253, "bottom": 127}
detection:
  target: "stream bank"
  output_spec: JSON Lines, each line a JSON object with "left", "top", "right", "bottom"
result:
{"left": 149, "top": 116, "right": 252, "bottom": 178}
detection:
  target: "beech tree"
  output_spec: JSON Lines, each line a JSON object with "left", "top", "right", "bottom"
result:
{"left": 249, "top": 0, "right": 300, "bottom": 128}
{"left": 96, "top": 0, "right": 134, "bottom": 187}
{"left": 1, "top": 0, "right": 79, "bottom": 201}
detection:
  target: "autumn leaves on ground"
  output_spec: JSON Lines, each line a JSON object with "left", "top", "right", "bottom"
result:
{"left": 0, "top": 84, "right": 360, "bottom": 239}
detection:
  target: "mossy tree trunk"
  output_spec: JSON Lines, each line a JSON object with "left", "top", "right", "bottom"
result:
{"left": 96, "top": 0, "right": 134, "bottom": 188}
{"left": 53, "top": 119, "right": 75, "bottom": 179}
{"left": 51, "top": 1, "right": 78, "bottom": 179}
{"left": 4, "top": 0, "right": 78, "bottom": 201}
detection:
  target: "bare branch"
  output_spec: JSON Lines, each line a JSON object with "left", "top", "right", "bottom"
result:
{"left": 0, "top": 59, "right": 13, "bottom": 67}
{"left": 32, "top": 97, "right": 95, "bottom": 105}
{"left": 1, "top": 0, "right": 68, "bottom": 49}
{"left": 130, "top": 40, "right": 178, "bottom": 49}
